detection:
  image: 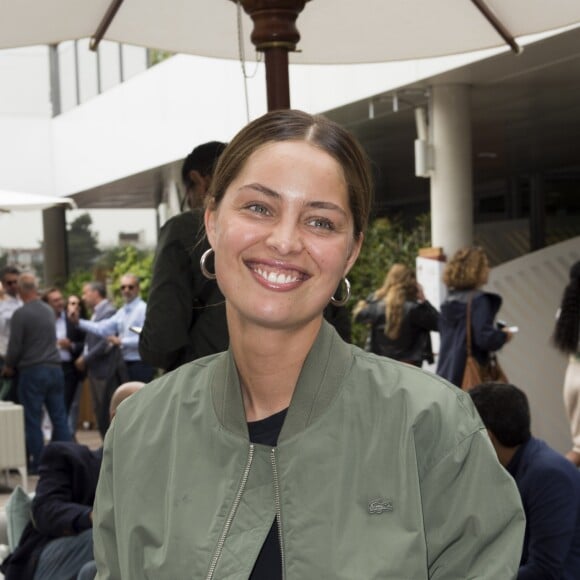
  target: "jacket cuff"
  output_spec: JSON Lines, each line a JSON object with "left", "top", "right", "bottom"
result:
{"left": 73, "top": 507, "right": 93, "bottom": 532}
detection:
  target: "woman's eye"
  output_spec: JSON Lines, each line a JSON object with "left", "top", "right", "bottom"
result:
{"left": 307, "top": 217, "right": 335, "bottom": 230}
{"left": 247, "top": 203, "right": 270, "bottom": 215}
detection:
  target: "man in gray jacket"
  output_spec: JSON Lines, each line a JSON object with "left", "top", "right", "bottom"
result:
{"left": 2, "top": 273, "right": 71, "bottom": 473}
{"left": 75, "top": 281, "right": 128, "bottom": 438}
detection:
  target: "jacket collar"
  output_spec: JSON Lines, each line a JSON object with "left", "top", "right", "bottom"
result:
{"left": 211, "top": 320, "right": 353, "bottom": 441}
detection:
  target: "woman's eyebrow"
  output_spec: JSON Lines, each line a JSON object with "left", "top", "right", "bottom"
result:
{"left": 240, "top": 183, "right": 348, "bottom": 216}
{"left": 241, "top": 182, "right": 280, "bottom": 198}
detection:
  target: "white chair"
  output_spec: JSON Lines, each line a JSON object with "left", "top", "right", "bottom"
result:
{"left": 0, "top": 403, "right": 27, "bottom": 492}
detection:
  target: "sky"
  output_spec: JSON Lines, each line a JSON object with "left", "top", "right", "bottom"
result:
{"left": 0, "top": 207, "right": 158, "bottom": 250}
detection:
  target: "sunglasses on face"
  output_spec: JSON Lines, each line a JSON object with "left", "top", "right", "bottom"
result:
{"left": 4, "top": 280, "right": 18, "bottom": 286}
{"left": 121, "top": 285, "right": 135, "bottom": 290}
{"left": 69, "top": 301, "right": 79, "bottom": 306}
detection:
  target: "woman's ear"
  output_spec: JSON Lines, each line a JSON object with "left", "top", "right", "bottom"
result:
{"left": 204, "top": 206, "right": 216, "bottom": 248}
{"left": 344, "top": 233, "right": 364, "bottom": 277}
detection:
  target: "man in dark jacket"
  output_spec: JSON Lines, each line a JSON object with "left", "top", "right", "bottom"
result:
{"left": 139, "top": 141, "right": 229, "bottom": 371}
{"left": 0, "top": 381, "right": 144, "bottom": 580}
{"left": 470, "top": 382, "right": 580, "bottom": 579}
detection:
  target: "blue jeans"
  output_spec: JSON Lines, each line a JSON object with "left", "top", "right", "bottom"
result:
{"left": 33, "top": 528, "right": 93, "bottom": 580}
{"left": 18, "top": 365, "right": 72, "bottom": 472}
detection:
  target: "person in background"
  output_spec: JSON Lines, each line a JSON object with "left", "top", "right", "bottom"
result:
{"left": 43, "top": 287, "right": 87, "bottom": 435}
{"left": 552, "top": 260, "right": 580, "bottom": 466}
{"left": 78, "top": 273, "right": 154, "bottom": 383}
{"left": 2, "top": 273, "right": 71, "bottom": 473}
{"left": 0, "top": 381, "right": 144, "bottom": 580}
{"left": 94, "top": 109, "right": 524, "bottom": 579}
{"left": 470, "top": 382, "right": 580, "bottom": 579}
{"left": 0, "top": 265, "right": 22, "bottom": 402}
{"left": 43, "top": 287, "right": 86, "bottom": 435}
{"left": 139, "top": 141, "right": 229, "bottom": 372}
{"left": 65, "top": 294, "right": 89, "bottom": 433}
{"left": 75, "top": 281, "right": 127, "bottom": 439}
{"left": 353, "top": 263, "right": 439, "bottom": 366}
{"left": 436, "top": 246, "right": 513, "bottom": 386}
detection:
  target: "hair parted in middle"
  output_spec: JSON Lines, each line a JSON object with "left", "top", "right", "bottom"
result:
{"left": 207, "top": 109, "right": 374, "bottom": 240}
{"left": 443, "top": 246, "right": 489, "bottom": 290}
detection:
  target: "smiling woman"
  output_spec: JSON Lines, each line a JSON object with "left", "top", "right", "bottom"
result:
{"left": 92, "top": 110, "right": 525, "bottom": 580}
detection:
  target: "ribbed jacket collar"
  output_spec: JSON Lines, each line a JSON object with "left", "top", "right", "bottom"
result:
{"left": 211, "top": 320, "right": 353, "bottom": 442}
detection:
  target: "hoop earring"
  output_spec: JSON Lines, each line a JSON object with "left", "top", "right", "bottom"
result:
{"left": 200, "top": 248, "right": 217, "bottom": 280}
{"left": 330, "top": 277, "right": 351, "bottom": 307}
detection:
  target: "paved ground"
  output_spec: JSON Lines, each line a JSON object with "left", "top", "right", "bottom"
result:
{"left": 0, "top": 429, "right": 102, "bottom": 510}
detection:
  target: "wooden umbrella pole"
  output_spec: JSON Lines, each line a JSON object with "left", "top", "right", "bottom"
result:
{"left": 264, "top": 47, "right": 290, "bottom": 110}
{"left": 236, "top": 0, "right": 310, "bottom": 110}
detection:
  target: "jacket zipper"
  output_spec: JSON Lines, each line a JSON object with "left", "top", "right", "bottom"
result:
{"left": 205, "top": 444, "right": 255, "bottom": 580}
{"left": 271, "top": 447, "right": 286, "bottom": 580}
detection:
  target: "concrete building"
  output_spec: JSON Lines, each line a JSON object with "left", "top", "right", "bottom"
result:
{"left": 0, "top": 24, "right": 579, "bottom": 452}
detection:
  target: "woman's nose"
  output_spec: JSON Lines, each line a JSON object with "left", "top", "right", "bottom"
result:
{"left": 266, "top": 219, "right": 303, "bottom": 255}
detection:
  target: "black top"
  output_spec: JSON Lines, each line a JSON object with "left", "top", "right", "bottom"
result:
{"left": 139, "top": 209, "right": 229, "bottom": 371}
{"left": 248, "top": 408, "right": 287, "bottom": 580}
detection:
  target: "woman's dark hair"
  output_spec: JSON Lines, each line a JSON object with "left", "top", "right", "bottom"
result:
{"left": 469, "top": 383, "right": 531, "bottom": 447}
{"left": 553, "top": 260, "right": 580, "bottom": 354}
{"left": 207, "top": 109, "right": 373, "bottom": 240}
{"left": 181, "top": 141, "right": 227, "bottom": 189}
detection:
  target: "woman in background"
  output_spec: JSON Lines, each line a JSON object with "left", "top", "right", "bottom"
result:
{"left": 353, "top": 263, "right": 439, "bottom": 366}
{"left": 553, "top": 260, "right": 580, "bottom": 466}
{"left": 436, "top": 246, "right": 513, "bottom": 386}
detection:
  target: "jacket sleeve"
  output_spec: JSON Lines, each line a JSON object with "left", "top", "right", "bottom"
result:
{"left": 517, "top": 465, "right": 580, "bottom": 579}
{"left": 409, "top": 300, "right": 440, "bottom": 331}
{"left": 31, "top": 445, "right": 93, "bottom": 537}
{"left": 84, "top": 309, "right": 116, "bottom": 366}
{"left": 353, "top": 299, "right": 382, "bottom": 325}
{"left": 94, "top": 420, "right": 122, "bottom": 580}
{"left": 471, "top": 295, "right": 507, "bottom": 352}
{"left": 80, "top": 314, "right": 119, "bottom": 339}
{"left": 139, "top": 217, "right": 195, "bottom": 370}
{"left": 421, "top": 429, "right": 525, "bottom": 578}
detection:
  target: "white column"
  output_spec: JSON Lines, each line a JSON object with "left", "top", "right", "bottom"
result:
{"left": 430, "top": 84, "right": 473, "bottom": 259}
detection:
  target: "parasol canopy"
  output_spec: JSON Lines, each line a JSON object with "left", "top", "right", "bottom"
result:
{"left": 0, "top": 190, "right": 77, "bottom": 212}
{"left": 2, "top": 0, "right": 580, "bottom": 109}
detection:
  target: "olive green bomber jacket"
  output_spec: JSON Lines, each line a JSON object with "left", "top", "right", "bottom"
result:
{"left": 94, "top": 321, "right": 525, "bottom": 579}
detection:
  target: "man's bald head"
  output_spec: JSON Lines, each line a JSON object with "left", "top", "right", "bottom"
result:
{"left": 110, "top": 381, "right": 145, "bottom": 420}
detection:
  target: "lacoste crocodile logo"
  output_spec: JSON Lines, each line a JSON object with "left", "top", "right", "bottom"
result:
{"left": 368, "top": 498, "right": 393, "bottom": 514}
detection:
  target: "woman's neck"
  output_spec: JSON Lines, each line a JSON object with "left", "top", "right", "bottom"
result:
{"left": 228, "top": 315, "right": 322, "bottom": 422}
